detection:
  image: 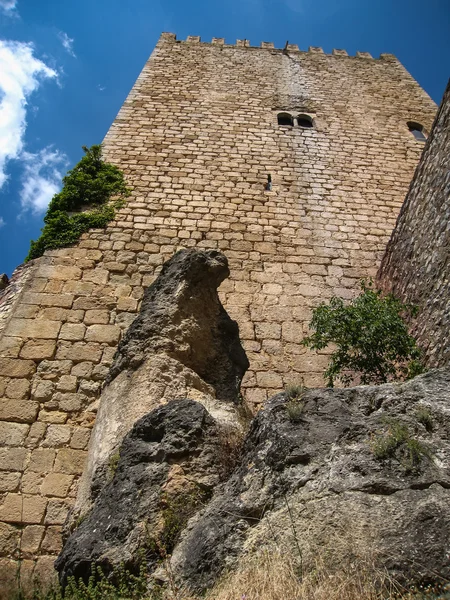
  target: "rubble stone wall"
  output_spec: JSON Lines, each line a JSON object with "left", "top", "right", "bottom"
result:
{"left": 0, "top": 32, "right": 437, "bottom": 593}
{"left": 378, "top": 81, "right": 450, "bottom": 367}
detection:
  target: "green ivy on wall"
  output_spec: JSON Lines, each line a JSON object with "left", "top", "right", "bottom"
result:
{"left": 26, "top": 145, "right": 130, "bottom": 261}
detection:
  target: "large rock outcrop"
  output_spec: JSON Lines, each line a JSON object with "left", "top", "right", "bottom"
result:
{"left": 70, "top": 249, "right": 249, "bottom": 531}
{"left": 56, "top": 249, "right": 450, "bottom": 595}
{"left": 171, "top": 369, "right": 450, "bottom": 593}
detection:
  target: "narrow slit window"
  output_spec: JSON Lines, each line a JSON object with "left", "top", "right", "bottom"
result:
{"left": 277, "top": 112, "right": 294, "bottom": 127}
{"left": 407, "top": 122, "right": 427, "bottom": 141}
{"left": 297, "top": 114, "right": 314, "bottom": 128}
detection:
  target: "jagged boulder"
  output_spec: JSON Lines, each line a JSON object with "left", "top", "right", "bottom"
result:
{"left": 56, "top": 399, "right": 224, "bottom": 585}
{"left": 70, "top": 249, "right": 249, "bottom": 531}
{"left": 171, "top": 369, "right": 450, "bottom": 593}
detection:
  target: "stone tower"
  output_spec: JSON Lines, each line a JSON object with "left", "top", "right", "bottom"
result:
{"left": 0, "top": 32, "right": 438, "bottom": 592}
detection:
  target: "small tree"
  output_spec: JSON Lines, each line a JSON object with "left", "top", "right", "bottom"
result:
{"left": 302, "top": 281, "right": 424, "bottom": 387}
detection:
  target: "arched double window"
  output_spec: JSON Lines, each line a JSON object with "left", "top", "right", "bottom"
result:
{"left": 277, "top": 112, "right": 314, "bottom": 128}
{"left": 407, "top": 122, "right": 427, "bottom": 141}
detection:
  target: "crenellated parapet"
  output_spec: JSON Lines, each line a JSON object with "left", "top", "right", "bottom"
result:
{"left": 159, "top": 31, "right": 393, "bottom": 60}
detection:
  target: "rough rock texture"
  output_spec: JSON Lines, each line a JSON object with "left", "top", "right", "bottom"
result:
{"left": 56, "top": 399, "right": 223, "bottom": 585}
{"left": 108, "top": 248, "right": 248, "bottom": 401}
{"left": 378, "top": 81, "right": 450, "bottom": 368}
{"left": 71, "top": 249, "right": 248, "bottom": 530}
{"left": 171, "top": 369, "right": 450, "bottom": 593}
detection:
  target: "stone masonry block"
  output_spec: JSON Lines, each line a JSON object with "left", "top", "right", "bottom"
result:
{"left": 0, "top": 494, "right": 22, "bottom": 523}
{"left": 59, "top": 323, "right": 86, "bottom": 341}
{"left": 22, "top": 292, "right": 74, "bottom": 308}
{"left": 37, "top": 265, "right": 82, "bottom": 280}
{"left": 22, "top": 495, "right": 47, "bottom": 524}
{"left": 84, "top": 309, "right": 110, "bottom": 324}
{"left": 44, "top": 499, "right": 73, "bottom": 525}
{"left": 28, "top": 449, "right": 56, "bottom": 473}
{"left": 0, "top": 337, "right": 22, "bottom": 358}
{"left": 70, "top": 427, "right": 91, "bottom": 450}
{"left": 85, "top": 324, "right": 121, "bottom": 344}
{"left": 0, "top": 398, "right": 39, "bottom": 423}
{"left": 0, "top": 422, "right": 29, "bottom": 447}
{"left": 20, "top": 339, "right": 56, "bottom": 360}
{"left": 42, "top": 424, "right": 72, "bottom": 448}
{"left": 116, "top": 297, "right": 138, "bottom": 312}
{"left": 0, "top": 522, "right": 20, "bottom": 554}
{"left": 20, "top": 525, "right": 45, "bottom": 553}
{"left": 54, "top": 449, "right": 87, "bottom": 474}
{"left": 32, "top": 380, "right": 55, "bottom": 400}
{"left": 41, "top": 525, "right": 62, "bottom": 553}
{"left": 41, "top": 473, "right": 74, "bottom": 497}
{"left": 6, "top": 378, "right": 30, "bottom": 399}
{"left": 0, "top": 358, "right": 36, "bottom": 378}
{"left": 0, "top": 472, "right": 21, "bottom": 492}
{"left": 6, "top": 319, "right": 61, "bottom": 340}
{"left": 56, "top": 342, "right": 103, "bottom": 363}
{"left": 0, "top": 448, "right": 28, "bottom": 471}
{"left": 256, "top": 371, "right": 283, "bottom": 388}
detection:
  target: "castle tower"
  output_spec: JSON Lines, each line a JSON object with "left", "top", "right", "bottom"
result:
{"left": 0, "top": 33, "right": 437, "bottom": 592}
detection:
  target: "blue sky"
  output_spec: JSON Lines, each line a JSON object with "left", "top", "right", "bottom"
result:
{"left": 0, "top": 0, "right": 449, "bottom": 276}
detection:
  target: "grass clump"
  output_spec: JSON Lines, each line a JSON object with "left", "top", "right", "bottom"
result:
{"left": 205, "top": 546, "right": 448, "bottom": 600}
{"left": 285, "top": 382, "right": 306, "bottom": 423}
{"left": 216, "top": 424, "right": 245, "bottom": 481}
{"left": 371, "top": 419, "right": 432, "bottom": 473}
{"left": 146, "top": 488, "right": 210, "bottom": 559}
{"left": 26, "top": 145, "right": 130, "bottom": 261}
{"left": 415, "top": 407, "right": 433, "bottom": 432}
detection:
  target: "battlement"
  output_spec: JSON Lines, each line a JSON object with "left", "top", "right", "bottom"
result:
{"left": 159, "top": 31, "right": 396, "bottom": 60}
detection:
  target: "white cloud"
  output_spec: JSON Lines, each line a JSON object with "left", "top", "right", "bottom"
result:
{"left": 58, "top": 31, "right": 76, "bottom": 57}
{"left": 0, "top": 40, "right": 57, "bottom": 190}
{"left": 0, "top": 216, "right": 5, "bottom": 227}
{"left": 0, "top": 0, "right": 18, "bottom": 13}
{"left": 20, "top": 147, "right": 67, "bottom": 213}
{"left": 97, "top": 84, "right": 106, "bottom": 92}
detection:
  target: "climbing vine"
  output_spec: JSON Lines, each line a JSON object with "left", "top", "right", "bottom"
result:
{"left": 26, "top": 145, "right": 130, "bottom": 261}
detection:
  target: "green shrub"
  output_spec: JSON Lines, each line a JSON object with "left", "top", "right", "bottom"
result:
{"left": 302, "top": 280, "right": 424, "bottom": 387}
{"left": 16, "top": 562, "right": 154, "bottom": 600}
{"left": 26, "top": 145, "right": 130, "bottom": 261}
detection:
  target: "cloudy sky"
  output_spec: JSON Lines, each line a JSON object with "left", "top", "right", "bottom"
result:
{"left": 0, "top": 0, "right": 449, "bottom": 275}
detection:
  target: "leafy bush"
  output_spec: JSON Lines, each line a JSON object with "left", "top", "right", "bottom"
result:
{"left": 302, "top": 280, "right": 424, "bottom": 387}
{"left": 26, "top": 145, "right": 130, "bottom": 261}
{"left": 16, "top": 562, "right": 154, "bottom": 600}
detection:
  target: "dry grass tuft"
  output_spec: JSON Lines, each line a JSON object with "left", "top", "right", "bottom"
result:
{"left": 204, "top": 547, "right": 445, "bottom": 600}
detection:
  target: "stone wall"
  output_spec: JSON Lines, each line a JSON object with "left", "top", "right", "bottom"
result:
{"left": 378, "top": 81, "right": 450, "bottom": 367}
{"left": 0, "top": 32, "right": 437, "bottom": 594}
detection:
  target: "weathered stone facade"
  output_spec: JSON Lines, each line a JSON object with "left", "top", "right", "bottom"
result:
{"left": 378, "top": 81, "right": 450, "bottom": 367}
{"left": 0, "top": 32, "right": 438, "bottom": 594}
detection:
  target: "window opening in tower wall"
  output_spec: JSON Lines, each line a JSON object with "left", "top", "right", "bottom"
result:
{"left": 407, "top": 122, "right": 427, "bottom": 141}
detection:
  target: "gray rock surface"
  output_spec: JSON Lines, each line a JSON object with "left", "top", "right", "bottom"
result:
{"left": 108, "top": 248, "right": 248, "bottom": 401}
{"left": 56, "top": 399, "right": 223, "bottom": 585}
{"left": 73, "top": 249, "right": 249, "bottom": 520}
{"left": 171, "top": 369, "right": 450, "bottom": 593}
